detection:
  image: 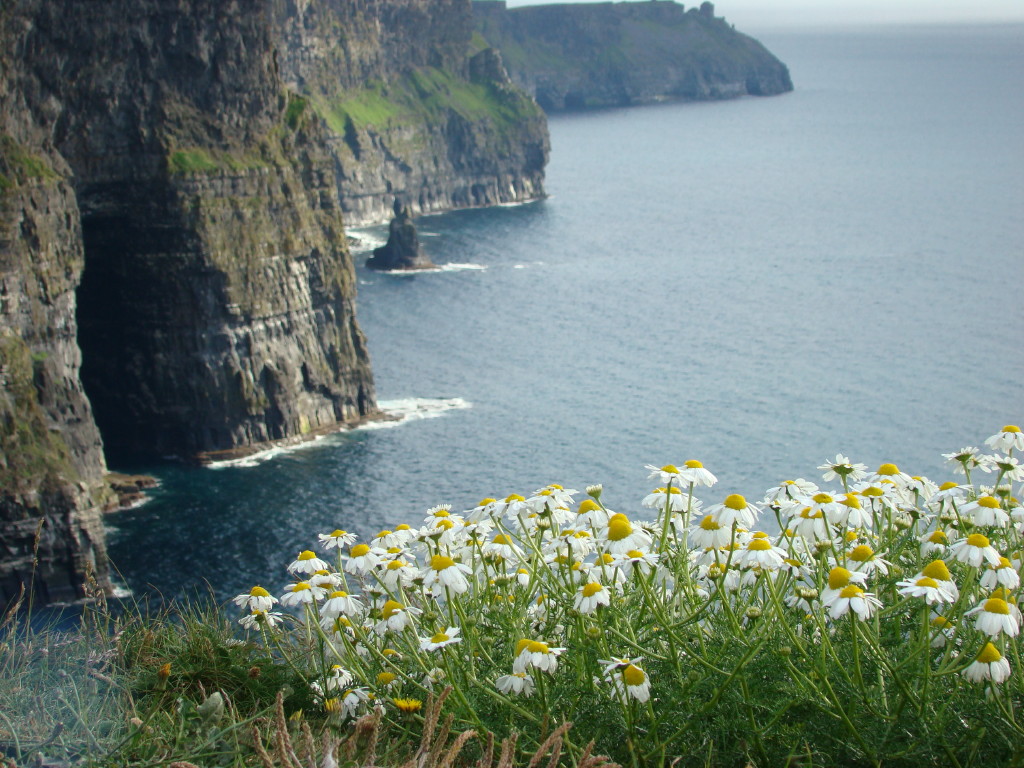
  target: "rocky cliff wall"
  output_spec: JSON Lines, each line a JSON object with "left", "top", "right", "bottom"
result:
{"left": 1, "top": 4, "right": 113, "bottom": 605}
{"left": 273, "top": 0, "right": 549, "bottom": 225}
{"left": 473, "top": 1, "right": 793, "bottom": 111}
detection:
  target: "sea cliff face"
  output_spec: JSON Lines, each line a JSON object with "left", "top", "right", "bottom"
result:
{"left": 1, "top": 0, "right": 550, "bottom": 608}
{"left": 473, "top": 0, "right": 793, "bottom": 111}
{"left": 274, "top": 0, "right": 550, "bottom": 225}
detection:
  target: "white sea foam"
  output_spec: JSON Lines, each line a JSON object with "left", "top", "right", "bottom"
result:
{"left": 204, "top": 398, "right": 470, "bottom": 467}
{"left": 376, "top": 262, "right": 487, "bottom": 275}
{"left": 348, "top": 229, "right": 388, "bottom": 252}
{"left": 358, "top": 397, "right": 472, "bottom": 430}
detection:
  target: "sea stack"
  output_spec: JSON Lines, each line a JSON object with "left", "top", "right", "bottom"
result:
{"left": 366, "top": 200, "right": 436, "bottom": 271}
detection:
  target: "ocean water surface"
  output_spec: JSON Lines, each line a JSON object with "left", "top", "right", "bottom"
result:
{"left": 107, "top": 25, "right": 1024, "bottom": 603}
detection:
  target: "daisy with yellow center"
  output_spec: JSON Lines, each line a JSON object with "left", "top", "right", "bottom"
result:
{"left": 828, "top": 584, "right": 882, "bottom": 620}
{"left": 737, "top": 532, "right": 787, "bottom": 570}
{"left": 574, "top": 581, "right": 611, "bottom": 614}
{"left": 513, "top": 639, "right": 566, "bottom": 674}
{"left": 318, "top": 529, "right": 357, "bottom": 549}
{"left": 287, "top": 550, "right": 330, "bottom": 575}
{"left": 419, "top": 626, "right": 462, "bottom": 652}
{"left": 981, "top": 557, "right": 1021, "bottom": 591}
{"left": 645, "top": 464, "right": 685, "bottom": 486}
{"left": 601, "top": 513, "right": 653, "bottom": 553}
{"left": 896, "top": 575, "right": 956, "bottom": 605}
{"left": 820, "top": 566, "right": 869, "bottom": 607}
{"left": 232, "top": 585, "right": 278, "bottom": 612}
{"left": 238, "top": 609, "right": 284, "bottom": 630}
{"left": 422, "top": 553, "right": 473, "bottom": 596}
{"left": 344, "top": 543, "right": 380, "bottom": 575}
{"left": 279, "top": 580, "right": 326, "bottom": 607}
{"left": 495, "top": 671, "right": 535, "bottom": 696}
{"left": 962, "top": 495, "right": 1010, "bottom": 528}
{"left": 323, "top": 665, "right": 354, "bottom": 691}
{"left": 483, "top": 532, "right": 524, "bottom": 562}
{"left": 846, "top": 544, "right": 891, "bottom": 576}
{"left": 817, "top": 455, "right": 868, "bottom": 484}
{"left": 600, "top": 657, "right": 651, "bottom": 703}
{"left": 380, "top": 557, "right": 417, "bottom": 590}
{"left": 611, "top": 549, "right": 659, "bottom": 578}
{"left": 641, "top": 486, "right": 688, "bottom": 512}
{"left": 322, "top": 589, "right": 365, "bottom": 619}
{"left": 870, "top": 462, "right": 912, "bottom": 486}
{"left": 789, "top": 505, "right": 829, "bottom": 542}
{"left": 705, "top": 494, "right": 759, "bottom": 528}
{"left": 963, "top": 642, "right": 1012, "bottom": 684}
{"left": 373, "top": 599, "right": 422, "bottom": 635}
{"left": 965, "top": 597, "right": 1020, "bottom": 638}
{"left": 689, "top": 514, "right": 733, "bottom": 549}
{"left": 985, "top": 424, "right": 1024, "bottom": 454}
{"left": 950, "top": 533, "right": 1003, "bottom": 568}
{"left": 679, "top": 459, "right": 718, "bottom": 487}
{"left": 919, "top": 528, "right": 952, "bottom": 556}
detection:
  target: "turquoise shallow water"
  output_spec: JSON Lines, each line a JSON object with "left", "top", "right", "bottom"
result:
{"left": 107, "top": 25, "right": 1024, "bottom": 604}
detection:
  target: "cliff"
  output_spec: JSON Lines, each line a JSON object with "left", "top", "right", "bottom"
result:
{"left": 274, "top": 0, "right": 550, "bottom": 225}
{"left": 473, "top": 1, "right": 793, "bottom": 111}
{"left": 2, "top": 0, "right": 549, "bottom": 608}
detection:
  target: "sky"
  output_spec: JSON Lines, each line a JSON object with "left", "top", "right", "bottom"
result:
{"left": 503, "top": 0, "right": 1024, "bottom": 29}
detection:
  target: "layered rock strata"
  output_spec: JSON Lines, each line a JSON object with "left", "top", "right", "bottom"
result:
{"left": 473, "top": 0, "right": 793, "bottom": 111}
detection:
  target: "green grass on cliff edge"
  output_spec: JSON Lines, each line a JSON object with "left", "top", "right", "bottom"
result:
{"left": 317, "top": 65, "right": 539, "bottom": 135}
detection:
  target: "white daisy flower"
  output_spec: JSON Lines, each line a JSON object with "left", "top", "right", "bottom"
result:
{"left": 466, "top": 497, "right": 500, "bottom": 522}
{"left": 981, "top": 557, "right": 1021, "bottom": 590}
{"left": 232, "top": 585, "right": 278, "bottom": 613}
{"left": 896, "top": 576, "right": 957, "bottom": 605}
{"left": 318, "top": 529, "right": 358, "bottom": 550}
{"left": 600, "top": 657, "right": 651, "bottom": 703}
{"left": 343, "top": 544, "right": 381, "bottom": 576}
{"left": 370, "top": 529, "right": 407, "bottom": 549}
{"left": 678, "top": 459, "right": 718, "bottom": 487}
{"left": 763, "top": 478, "right": 816, "bottom": 504}
{"left": 321, "top": 590, "right": 365, "bottom": 619}
{"left": 789, "top": 506, "right": 830, "bottom": 543}
{"left": 574, "top": 499, "right": 611, "bottom": 529}
{"left": 327, "top": 687, "right": 371, "bottom": 720}
{"left": 961, "top": 496, "right": 1010, "bottom": 528}
{"left": 419, "top": 626, "right": 462, "bottom": 652}
{"left": 942, "top": 446, "right": 987, "bottom": 475}
{"left": 239, "top": 610, "right": 284, "bottom": 630}
{"left": 820, "top": 566, "right": 869, "bottom": 607}
{"left": 642, "top": 486, "right": 688, "bottom": 512}
{"left": 737, "top": 533, "right": 787, "bottom": 570}
{"left": 645, "top": 464, "right": 686, "bottom": 486}
{"left": 279, "top": 581, "right": 326, "bottom": 607}
{"left": 846, "top": 544, "right": 891, "bottom": 576}
{"left": 965, "top": 597, "right": 1020, "bottom": 638}
{"left": 512, "top": 639, "right": 566, "bottom": 674}
{"left": 323, "top": 664, "right": 354, "bottom": 691}
{"left": 600, "top": 513, "right": 653, "bottom": 553}
{"left": 287, "top": 550, "right": 331, "bottom": 575}
{"left": 379, "top": 557, "right": 417, "bottom": 590}
{"left": 689, "top": 515, "right": 734, "bottom": 549}
{"left": 963, "top": 642, "right": 1012, "bottom": 684}
{"left": 828, "top": 585, "right": 882, "bottom": 620}
{"left": 423, "top": 554, "right": 473, "bottom": 596}
{"left": 705, "top": 494, "right": 759, "bottom": 529}
{"left": 374, "top": 599, "right": 422, "bottom": 635}
{"left": 991, "top": 455, "right": 1024, "bottom": 482}
{"left": 574, "top": 581, "right": 611, "bottom": 614}
{"left": 917, "top": 559, "right": 960, "bottom": 602}
{"left": 869, "top": 462, "right": 913, "bottom": 487}
{"left": 985, "top": 425, "right": 1024, "bottom": 454}
{"left": 495, "top": 671, "right": 535, "bottom": 696}
{"left": 817, "top": 455, "right": 868, "bottom": 484}
{"left": 483, "top": 532, "right": 524, "bottom": 562}
{"left": 611, "top": 549, "right": 659, "bottom": 579}
{"left": 919, "top": 528, "right": 952, "bottom": 556}
{"left": 950, "top": 533, "right": 1002, "bottom": 568}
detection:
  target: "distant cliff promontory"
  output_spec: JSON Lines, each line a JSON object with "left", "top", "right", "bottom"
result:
{"left": 473, "top": 1, "right": 793, "bottom": 111}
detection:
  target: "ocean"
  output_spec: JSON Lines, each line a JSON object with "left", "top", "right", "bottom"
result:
{"left": 106, "top": 24, "right": 1024, "bottom": 604}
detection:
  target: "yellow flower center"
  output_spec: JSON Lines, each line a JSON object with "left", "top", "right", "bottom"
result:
{"left": 382, "top": 648, "right": 399, "bottom": 657}
{"left": 376, "top": 530, "right": 392, "bottom": 538}
{"left": 433, "top": 509, "right": 450, "bottom": 518}
{"left": 505, "top": 494, "right": 525, "bottom": 503}
{"left": 877, "top": 463, "right": 900, "bottom": 475}
{"left": 599, "top": 553, "right": 615, "bottom": 565}
{"left": 377, "top": 672, "right": 397, "bottom": 685}
{"left": 931, "top": 615, "right": 953, "bottom": 629}
{"left": 478, "top": 498, "right": 496, "bottom": 506}
{"left": 431, "top": 554, "right": 456, "bottom": 571}
{"left": 839, "top": 585, "right": 864, "bottom": 599}
{"left": 350, "top": 544, "right": 370, "bottom": 558}
{"left": 685, "top": 459, "right": 704, "bottom": 468}
{"left": 626, "top": 550, "right": 645, "bottom": 558}
{"left": 492, "top": 534, "right": 512, "bottom": 545}
{"left": 250, "top": 586, "right": 270, "bottom": 597}
{"left": 841, "top": 494, "right": 861, "bottom": 509}
{"left": 526, "top": 640, "right": 550, "bottom": 654}
{"left": 828, "top": 567, "right": 853, "bottom": 590}
{"left": 297, "top": 550, "right": 317, "bottom": 561}
{"left": 849, "top": 545, "right": 874, "bottom": 562}
{"left": 915, "top": 577, "right": 939, "bottom": 588}
{"left": 983, "top": 598, "right": 1010, "bottom": 615}
{"left": 581, "top": 582, "right": 603, "bottom": 597}
{"left": 607, "top": 515, "right": 633, "bottom": 541}
{"left": 922, "top": 559, "right": 952, "bottom": 580}
{"left": 435, "top": 519, "right": 454, "bottom": 530}
{"left": 661, "top": 464, "right": 680, "bottom": 474}
{"left": 578, "top": 499, "right": 601, "bottom": 513}
{"left": 430, "top": 632, "right": 450, "bottom": 644}
{"left": 812, "top": 493, "right": 834, "bottom": 504}
{"left": 1002, "top": 425, "right": 1021, "bottom": 433}
{"left": 329, "top": 530, "right": 348, "bottom": 538}
{"left": 995, "top": 557, "right": 1011, "bottom": 569}
{"left": 699, "top": 515, "right": 720, "bottom": 531}
{"left": 966, "top": 533, "right": 991, "bottom": 548}
{"left": 977, "top": 496, "right": 1000, "bottom": 509}
{"left": 386, "top": 559, "right": 407, "bottom": 570}
{"left": 977, "top": 642, "right": 1003, "bottom": 663}
{"left": 939, "top": 481, "right": 959, "bottom": 491}
{"left": 622, "top": 664, "right": 646, "bottom": 686}
{"left": 861, "top": 486, "right": 884, "bottom": 497}
{"left": 748, "top": 538, "right": 772, "bottom": 551}
{"left": 395, "top": 524, "right": 411, "bottom": 531}
{"left": 927, "top": 530, "right": 948, "bottom": 543}
{"left": 724, "top": 494, "right": 748, "bottom": 510}
{"left": 381, "top": 600, "right": 403, "bottom": 619}
{"left": 393, "top": 697, "right": 422, "bottom": 713}
{"left": 292, "top": 582, "right": 311, "bottom": 592}
{"left": 329, "top": 590, "right": 349, "bottom": 599}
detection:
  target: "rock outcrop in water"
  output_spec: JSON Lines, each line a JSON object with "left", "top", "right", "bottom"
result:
{"left": 473, "top": 1, "right": 793, "bottom": 111}
{"left": 366, "top": 201, "right": 436, "bottom": 272}
{"left": 0, "top": 0, "right": 550, "bottom": 608}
